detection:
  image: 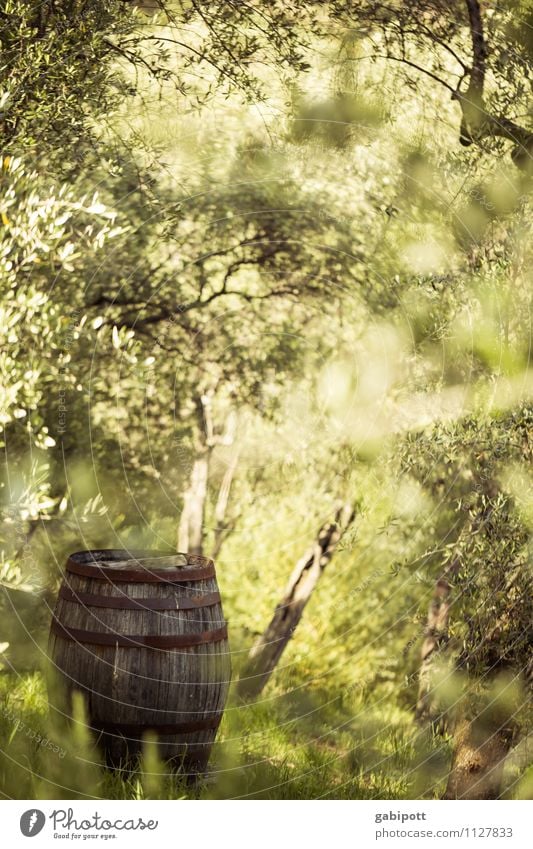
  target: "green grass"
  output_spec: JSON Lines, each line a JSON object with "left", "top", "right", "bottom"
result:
{"left": 0, "top": 654, "right": 530, "bottom": 799}
{"left": 1, "top": 493, "right": 531, "bottom": 800}
{"left": 0, "top": 480, "right": 530, "bottom": 800}
{"left": 0, "top": 668, "right": 452, "bottom": 800}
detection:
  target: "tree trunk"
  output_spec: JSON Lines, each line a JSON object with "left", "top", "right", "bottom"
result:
{"left": 444, "top": 713, "right": 514, "bottom": 799}
{"left": 211, "top": 448, "right": 240, "bottom": 560}
{"left": 415, "top": 558, "right": 460, "bottom": 730}
{"left": 237, "top": 504, "right": 355, "bottom": 701}
{"left": 416, "top": 473, "right": 505, "bottom": 728}
{"left": 177, "top": 392, "right": 219, "bottom": 557}
{"left": 177, "top": 448, "right": 210, "bottom": 556}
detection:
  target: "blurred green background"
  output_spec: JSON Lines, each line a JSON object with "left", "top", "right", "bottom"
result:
{"left": 0, "top": 0, "right": 531, "bottom": 800}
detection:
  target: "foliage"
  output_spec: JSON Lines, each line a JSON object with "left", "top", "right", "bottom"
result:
{"left": 0, "top": 0, "right": 531, "bottom": 800}
{"left": 402, "top": 407, "right": 533, "bottom": 677}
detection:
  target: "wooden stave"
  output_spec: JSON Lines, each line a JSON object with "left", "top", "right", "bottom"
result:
{"left": 58, "top": 584, "right": 222, "bottom": 610}
{"left": 50, "top": 615, "right": 228, "bottom": 648}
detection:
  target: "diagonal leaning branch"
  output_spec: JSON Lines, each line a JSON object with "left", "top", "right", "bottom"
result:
{"left": 236, "top": 504, "right": 356, "bottom": 701}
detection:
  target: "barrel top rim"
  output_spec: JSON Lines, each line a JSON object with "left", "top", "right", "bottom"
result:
{"left": 66, "top": 549, "right": 215, "bottom": 573}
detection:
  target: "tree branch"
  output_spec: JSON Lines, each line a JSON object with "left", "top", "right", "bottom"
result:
{"left": 369, "top": 50, "right": 456, "bottom": 95}
{"left": 454, "top": 0, "right": 533, "bottom": 170}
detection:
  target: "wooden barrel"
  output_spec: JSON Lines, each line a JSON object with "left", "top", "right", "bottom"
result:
{"left": 48, "top": 549, "right": 231, "bottom": 774}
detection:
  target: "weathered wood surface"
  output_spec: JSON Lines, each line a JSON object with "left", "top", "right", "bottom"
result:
{"left": 99, "top": 555, "right": 189, "bottom": 570}
{"left": 48, "top": 550, "right": 231, "bottom": 775}
{"left": 237, "top": 504, "right": 355, "bottom": 701}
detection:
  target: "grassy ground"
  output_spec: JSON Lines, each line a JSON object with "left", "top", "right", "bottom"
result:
{"left": 0, "top": 479, "right": 531, "bottom": 800}
{"left": 1, "top": 668, "right": 530, "bottom": 800}
{"left": 0, "top": 669, "right": 450, "bottom": 800}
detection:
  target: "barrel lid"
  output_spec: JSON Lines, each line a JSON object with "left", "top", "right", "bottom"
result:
{"left": 65, "top": 549, "right": 215, "bottom": 582}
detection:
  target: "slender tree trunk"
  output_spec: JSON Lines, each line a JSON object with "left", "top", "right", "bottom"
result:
{"left": 416, "top": 473, "right": 504, "bottom": 728}
{"left": 444, "top": 712, "right": 514, "bottom": 799}
{"left": 237, "top": 504, "right": 355, "bottom": 701}
{"left": 211, "top": 448, "right": 240, "bottom": 560}
{"left": 177, "top": 447, "right": 211, "bottom": 555}
{"left": 415, "top": 558, "right": 460, "bottom": 729}
{"left": 177, "top": 395, "right": 238, "bottom": 557}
